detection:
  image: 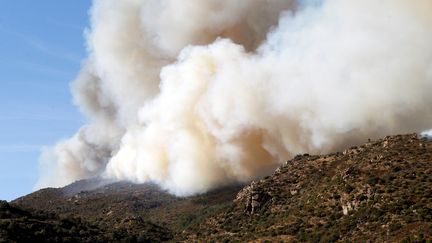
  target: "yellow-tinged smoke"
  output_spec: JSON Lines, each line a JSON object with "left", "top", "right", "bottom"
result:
{"left": 37, "top": 0, "right": 432, "bottom": 196}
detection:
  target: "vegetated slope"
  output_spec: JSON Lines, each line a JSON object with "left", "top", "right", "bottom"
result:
{"left": 0, "top": 198, "right": 171, "bottom": 242}
{"left": 12, "top": 179, "right": 242, "bottom": 240}
{"left": 8, "top": 134, "right": 432, "bottom": 242}
{"left": 0, "top": 200, "right": 110, "bottom": 243}
{"left": 181, "top": 134, "right": 432, "bottom": 242}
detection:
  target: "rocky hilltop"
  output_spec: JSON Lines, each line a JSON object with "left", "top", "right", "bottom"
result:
{"left": 182, "top": 134, "right": 432, "bottom": 242}
{"left": 2, "top": 134, "right": 432, "bottom": 242}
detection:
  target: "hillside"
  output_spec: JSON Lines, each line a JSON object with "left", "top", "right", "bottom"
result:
{"left": 0, "top": 200, "right": 109, "bottom": 242}
{"left": 5, "top": 133, "right": 432, "bottom": 242}
{"left": 12, "top": 179, "right": 242, "bottom": 241}
{"left": 181, "top": 134, "right": 432, "bottom": 242}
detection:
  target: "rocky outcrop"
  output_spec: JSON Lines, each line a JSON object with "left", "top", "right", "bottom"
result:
{"left": 236, "top": 182, "right": 271, "bottom": 214}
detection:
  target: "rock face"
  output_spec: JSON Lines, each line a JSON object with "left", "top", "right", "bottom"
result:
{"left": 238, "top": 182, "right": 271, "bottom": 214}
{"left": 182, "top": 134, "right": 432, "bottom": 242}
{"left": 2, "top": 133, "right": 432, "bottom": 242}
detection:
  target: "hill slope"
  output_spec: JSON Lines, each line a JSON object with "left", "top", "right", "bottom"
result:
{"left": 0, "top": 200, "right": 111, "bottom": 242}
{"left": 181, "top": 134, "right": 432, "bottom": 242}
{"left": 12, "top": 179, "right": 242, "bottom": 241}
{"left": 6, "top": 133, "right": 432, "bottom": 242}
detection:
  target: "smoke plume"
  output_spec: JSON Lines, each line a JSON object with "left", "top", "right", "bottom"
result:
{"left": 37, "top": 0, "right": 432, "bottom": 196}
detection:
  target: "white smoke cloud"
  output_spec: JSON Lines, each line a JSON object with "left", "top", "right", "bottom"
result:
{"left": 421, "top": 130, "right": 432, "bottom": 140}
{"left": 37, "top": 0, "right": 432, "bottom": 195}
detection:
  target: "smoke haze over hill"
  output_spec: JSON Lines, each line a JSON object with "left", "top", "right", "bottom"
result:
{"left": 37, "top": 0, "right": 432, "bottom": 196}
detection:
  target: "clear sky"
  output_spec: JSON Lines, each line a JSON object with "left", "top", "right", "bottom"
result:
{"left": 0, "top": 1, "right": 91, "bottom": 201}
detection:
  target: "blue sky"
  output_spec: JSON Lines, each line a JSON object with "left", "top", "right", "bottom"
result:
{"left": 0, "top": 1, "right": 91, "bottom": 201}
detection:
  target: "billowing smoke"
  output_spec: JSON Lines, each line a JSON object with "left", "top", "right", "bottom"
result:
{"left": 37, "top": 0, "right": 432, "bottom": 196}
